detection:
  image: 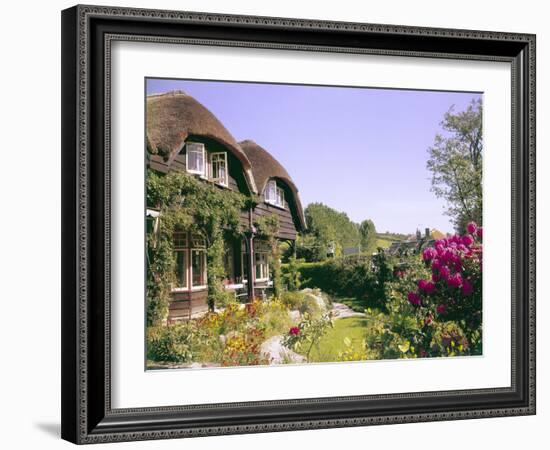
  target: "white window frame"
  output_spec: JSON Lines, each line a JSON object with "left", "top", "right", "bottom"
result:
{"left": 172, "top": 231, "right": 189, "bottom": 291}
{"left": 171, "top": 231, "right": 207, "bottom": 292}
{"left": 276, "top": 186, "right": 285, "bottom": 208}
{"left": 255, "top": 251, "right": 270, "bottom": 282}
{"left": 210, "top": 152, "right": 228, "bottom": 187}
{"left": 173, "top": 250, "right": 189, "bottom": 290}
{"left": 190, "top": 248, "right": 207, "bottom": 290}
{"left": 185, "top": 142, "right": 206, "bottom": 177}
{"left": 241, "top": 250, "right": 249, "bottom": 283}
{"left": 264, "top": 180, "right": 285, "bottom": 208}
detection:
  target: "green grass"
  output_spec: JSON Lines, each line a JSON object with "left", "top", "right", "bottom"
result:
{"left": 300, "top": 317, "right": 369, "bottom": 363}
{"left": 336, "top": 296, "right": 367, "bottom": 313}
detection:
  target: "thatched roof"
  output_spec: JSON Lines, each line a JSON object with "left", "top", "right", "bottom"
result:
{"left": 239, "top": 140, "right": 306, "bottom": 230}
{"left": 146, "top": 91, "right": 257, "bottom": 193}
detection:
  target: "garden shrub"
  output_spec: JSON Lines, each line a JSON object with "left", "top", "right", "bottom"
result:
{"left": 282, "top": 312, "right": 334, "bottom": 362}
{"left": 147, "top": 322, "right": 201, "bottom": 363}
{"left": 282, "top": 255, "right": 393, "bottom": 310}
{"left": 258, "top": 299, "right": 295, "bottom": 338}
{"left": 279, "top": 288, "right": 331, "bottom": 319}
{"left": 279, "top": 290, "right": 306, "bottom": 310}
{"left": 365, "top": 222, "right": 483, "bottom": 359}
{"left": 282, "top": 255, "right": 303, "bottom": 291}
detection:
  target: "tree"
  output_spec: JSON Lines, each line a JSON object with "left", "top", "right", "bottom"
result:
{"left": 427, "top": 98, "right": 482, "bottom": 233}
{"left": 298, "top": 203, "right": 361, "bottom": 261}
{"left": 359, "top": 219, "right": 377, "bottom": 254}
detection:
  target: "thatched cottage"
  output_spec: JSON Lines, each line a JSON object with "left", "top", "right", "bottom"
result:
{"left": 146, "top": 91, "right": 306, "bottom": 320}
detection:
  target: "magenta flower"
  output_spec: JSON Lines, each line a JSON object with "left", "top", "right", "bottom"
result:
{"left": 431, "top": 258, "right": 442, "bottom": 271}
{"left": 418, "top": 279, "right": 436, "bottom": 295}
{"left": 467, "top": 222, "right": 478, "bottom": 235}
{"left": 462, "top": 234, "right": 474, "bottom": 247}
{"left": 462, "top": 279, "right": 474, "bottom": 296}
{"left": 408, "top": 292, "right": 421, "bottom": 306}
{"left": 289, "top": 327, "right": 300, "bottom": 336}
{"left": 439, "top": 266, "right": 451, "bottom": 280}
{"left": 436, "top": 304, "right": 447, "bottom": 315}
{"left": 476, "top": 227, "right": 483, "bottom": 239}
{"left": 432, "top": 272, "right": 440, "bottom": 283}
{"left": 422, "top": 247, "right": 437, "bottom": 261}
{"left": 447, "top": 273, "right": 463, "bottom": 288}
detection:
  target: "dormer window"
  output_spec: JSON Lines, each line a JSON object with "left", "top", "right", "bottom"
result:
{"left": 265, "top": 180, "right": 285, "bottom": 208}
{"left": 186, "top": 142, "right": 206, "bottom": 176}
{"left": 210, "top": 152, "right": 228, "bottom": 186}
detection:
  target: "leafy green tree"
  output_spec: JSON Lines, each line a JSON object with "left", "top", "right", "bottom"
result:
{"left": 427, "top": 98, "right": 482, "bottom": 233}
{"left": 298, "top": 203, "right": 361, "bottom": 261}
{"left": 359, "top": 219, "right": 377, "bottom": 254}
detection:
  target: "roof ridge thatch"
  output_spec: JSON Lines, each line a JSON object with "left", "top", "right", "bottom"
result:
{"left": 146, "top": 92, "right": 257, "bottom": 194}
{"left": 239, "top": 139, "right": 306, "bottom": 230}
{"left": 147, "top": 90, "right": 187, "bottom": 98}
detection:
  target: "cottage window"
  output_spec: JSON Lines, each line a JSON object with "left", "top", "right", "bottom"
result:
{"left": 210, "top": 152, "right": 228, "bottom": 186}
{"left": 223, "top": 243, "right": 234, "bottom": 281}
{"left": 172, "top": 231, "right": 207, "bottom": 291}
{"left": 186, "top": 142, "right": 206, "bottom": 176}
{"left": 264, "top": 180, "right": 285, "bottom": 208}
{"left": 191, "top": 233, "right": 206, "bottom": 248}
{"left": 255, "top": 252, "right": 269, "bottom": 281}
{"left": 191, "top": 249, "right": 207, "bottom": 288}
{"left": 241, "top": 253, "right": 249, "bottom": 282}
{"left": 173, "top": 231, "right": 188, "bottom": 290}
{"left": 174, "top": 251, "right": 188, "bottom": 289}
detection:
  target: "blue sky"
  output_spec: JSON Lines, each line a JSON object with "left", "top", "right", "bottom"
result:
{"left": 147, "top": 78, "right": 481, "bottom": 234}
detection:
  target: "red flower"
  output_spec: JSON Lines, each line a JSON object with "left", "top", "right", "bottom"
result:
{"left": 408, "top": 292, "right": 422, "bottom": 306}
{"left": 467, "top": 222, "right": 478, "bottom": 235}
{"left": 439, "top": 266, "right": 451, "bottom": 281}
{"left": 418, "top": 279, "right": 435, "bottom": 295}
{"left": 436, "top": 304, "right": 447, "bottom": 315}
{"left": 289, "top": 327, "right": 300, "bottom": 336}
{"left": 447, "top": 273, "right": 463, "bottom": 288}
{"left": 424, "top": 313, "right": 433, "bottom": 325}
{"left": 476, "top": 227, "right": 483, "bottom": 239}
{"left": 462, "top": 279, "right": 474, "bottom": 296}
{"left": 462, "top": 234, "right": 474, "bottom": 247}
{"left": 422, "top": 247, "right": 437, "bottom": 261}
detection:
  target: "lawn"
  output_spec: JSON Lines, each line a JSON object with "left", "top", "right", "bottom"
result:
{"left": 336, "top": 296, "right": 367, "bottom": 313}
{"left": 301, "top": 316, "right": 369, "bottom": 363}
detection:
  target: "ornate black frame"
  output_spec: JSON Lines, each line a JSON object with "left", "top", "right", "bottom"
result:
{"left": 61, "top": 4, "right": 536, "bottom": 444}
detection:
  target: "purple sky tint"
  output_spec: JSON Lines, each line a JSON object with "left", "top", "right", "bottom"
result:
{"left": 147, "top": 78, "right": 482, "bottom": 234}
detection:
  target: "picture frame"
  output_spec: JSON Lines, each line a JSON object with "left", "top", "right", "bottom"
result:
{"left": 61, "top": 4, "right": 536, "bottom": 444}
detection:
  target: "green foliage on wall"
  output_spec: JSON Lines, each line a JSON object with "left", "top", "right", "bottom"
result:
{"left": 255, "top": 214, "right": 282, "bottom": 298}
{"left": 146, "top": 169, "right": 247, "bottom": 324}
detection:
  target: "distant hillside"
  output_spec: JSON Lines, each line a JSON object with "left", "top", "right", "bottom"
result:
{"left": 375, "top": 232, "right": 406, "bottom": 249}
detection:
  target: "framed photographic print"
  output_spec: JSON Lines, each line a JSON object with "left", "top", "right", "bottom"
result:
{"left": 61, "top": 4, "right": 536, "bottom": 444}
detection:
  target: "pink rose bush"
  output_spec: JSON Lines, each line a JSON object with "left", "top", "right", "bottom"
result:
{"left": 364, "top": 223, "right": 482, "bottom": 360}
{"left": 403, "top": 223, "right": 483, "bottom": 356}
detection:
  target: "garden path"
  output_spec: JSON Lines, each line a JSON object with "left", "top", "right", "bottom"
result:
{"left": 261, "top": 301, "right": 365, "bottom": 365}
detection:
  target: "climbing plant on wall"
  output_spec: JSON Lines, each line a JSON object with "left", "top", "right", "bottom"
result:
{"left": 254, "top": 214, "right": 282, "bottom": 298}
{"left": 146, "top": 169, "right": 247, "bottom": 324}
